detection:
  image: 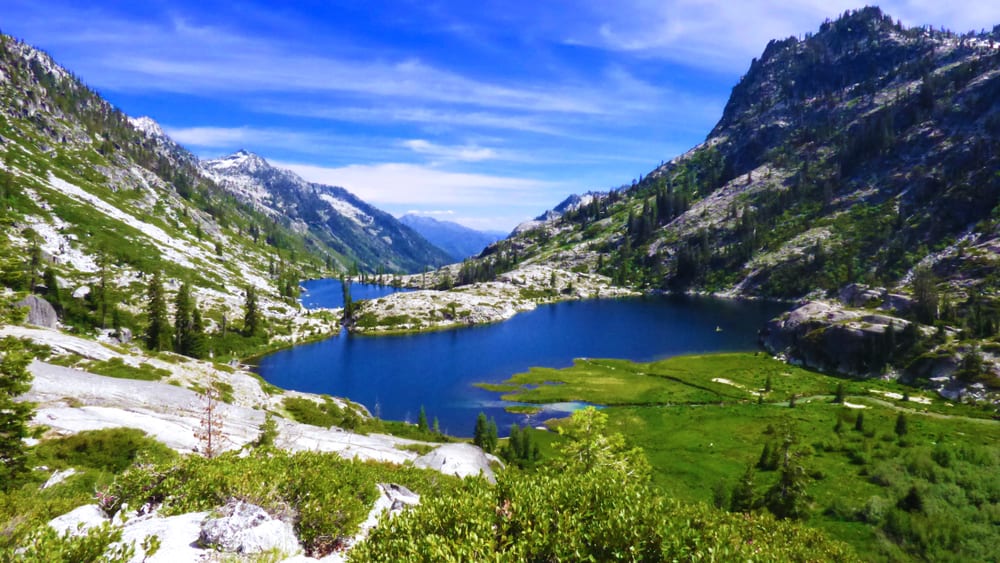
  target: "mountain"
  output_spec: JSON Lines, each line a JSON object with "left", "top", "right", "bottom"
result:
{"left": 398, "top": 214, "right": 505, "bottom": 261}
{"left": 450, "top": 8, "right": 1000, "bottom": 384}
{"left": 201, "top": 151, "right": 452, "bottom": 273}
{"left": 512, "top": 192, "right": 605, "bottom": 235}
{"left": 473, "top": 7, "right": 1000, "bottom": 299}
{"left": 0, "top": 33, "right": 351, "bottom": 354}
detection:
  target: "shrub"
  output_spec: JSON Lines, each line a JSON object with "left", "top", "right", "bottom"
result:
{"left": 32, "top": 428, "right": 177, "bottom": 473}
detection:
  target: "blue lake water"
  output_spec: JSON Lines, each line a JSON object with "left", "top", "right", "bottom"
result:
{"left": 258, "top": 280, "right": 787, "bottom": 437}
{"left": 299, "top": 278, "right": 412, "bottom": 308}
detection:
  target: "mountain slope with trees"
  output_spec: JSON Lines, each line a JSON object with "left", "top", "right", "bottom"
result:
{"left": 445, "top": 8, "right": 1000, "bottom": 396}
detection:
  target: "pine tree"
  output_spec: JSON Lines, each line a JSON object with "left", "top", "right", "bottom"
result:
{"left": 894, "top": 412, "right": 908, "bottom": 437}
{"left": 243, "top": 285, "right": 261, "bottom": 337}
{"left": 473, "top": 412, "right": 488, "bottom": 450}
{"left": 341, "top": 275, "right": 354, "bottom": 322}
{"left": 174, "top": 282, "right": 193, "bottom": 354}
{"left": 42, "top": 267, "right": 60, "bottom": 312}
{"left": 417, "top": 406, "right": 428, "bottom": 432}
{"left": 730, "top": 463, "right": 757, "bottom": 513}
{"left": 486, "top": 417, "right": 498, "bottom": 454}
{"left": 187, "top": 307, "right": 207, "bottom": 359}
{"left": 765, "top": 456, "right": 809, "bottom": 519}
{"left": 144, "top": 272, "right": 172, "bottom": 351}
{"left": 0, "top": 334, "right": 33, "bottom": 489}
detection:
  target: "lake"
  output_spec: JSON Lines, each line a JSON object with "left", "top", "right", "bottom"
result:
{"left": 257, "top": 280, "right": 787, "bottom": 436}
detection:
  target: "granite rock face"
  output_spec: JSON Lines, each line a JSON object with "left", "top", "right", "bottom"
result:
{"left": 16, "top": 295, "right": 58, "bottom": 328}
{"left": 199, "top": 499, "right": 300, "bottom": 555}
{"left": 760, "top": 300, "right": 913, "bottom": 376}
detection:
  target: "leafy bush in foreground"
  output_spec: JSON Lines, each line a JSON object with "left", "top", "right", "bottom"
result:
{"left": 110, "top": 449, "right": 461, "bottom": 557}
{"left": 353, "top": 407, "right": 855, "bottom": 562}
{"left": 350, "top": 468, "right": 856, "bottom": 562}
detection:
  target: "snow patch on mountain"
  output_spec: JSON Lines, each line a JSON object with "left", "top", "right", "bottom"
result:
{"left": 46, "top": 173, "right": 203, "bottom": 269}
{"left": 513, "top": 192, "right": 603, "bottom": 234}
{"left": 127, "top": 116, "right": 168, "bottom": 140}
{"left": 319, "top": 193, "right": 372, "bottom": 226}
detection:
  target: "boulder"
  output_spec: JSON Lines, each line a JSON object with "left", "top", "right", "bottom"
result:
{"left": 15, "top": 295, "right": 58, "bottom": 328}
{"left": 72, "top": 285, "right": 90, "bottom": 299}
{"left": 414, "top": 443, "right": 496, "bottom": 482}
{"left": 48, "top": 504, "right": 108, "bottom": 537}
{"left": 760, "top": 300, "right": 912, "bottom": 376}
{"left": 116, "top": 511, "right": 209, "bottom": 563}
{"left": 199, "top": 499, "right": 300, "bottom": 555}
{"left": 114, "top": 327, "right": 132, "bottom": 344}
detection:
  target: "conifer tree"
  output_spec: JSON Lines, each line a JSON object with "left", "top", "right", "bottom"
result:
{"left": 730, "top": 463, "right": 757, "bottom": 513}
{"left": 42, "top": 267, "right": 60, "bottom": 312}
{"left": 894, "top": 412, "right": 908, "bottom": 437}
{"left": 486, "top": 417, "right": 498, "bottom": 453}
{"left": 473, "top": 412, "right": 488, "bottom": 450}
{"left": 0, "top": 333, "right": 32, "bottom": 489}
{"left": 243, "top": 285, "right": 261, "bottom": 337}
{"left": 417, "top": 406, "right": 428, "bottom": 432}
{"left": 144, "top": 272, "right": 172, "bottom": 351}
{"left": 187, "top": 307, "right": 207, "bottom": 359}
{"left": 174, "top": 282, "right": 193, "bottom": 354}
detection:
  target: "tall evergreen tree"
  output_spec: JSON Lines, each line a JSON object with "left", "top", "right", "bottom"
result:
{"left": 894, "top": 412, "right": 908, "bottom": 437}
{"left": 187, "top": 307, "right": 207, "bottom": 359}
{"left": 174, "top": 282, "right": 193, "bottom": 354}
{"left": 0, "top": 299, "right": 32, "bottom": 489}
{"left": 730, "top": 463, "right": 757, "bottom": 513}
{"left": 243, "top": 285, "right": 261, "bottom": 337}
{"left": 473, "top": 412, "right": 489, "bottom": 450}
{"left": 144, "top": 272, "right": 172, "bottom": 351}
{"left": 417, "top": 406, "right": 428, "bottom": 432}
{"left": 42, "top": 267, "right": 60, "bottom": 312}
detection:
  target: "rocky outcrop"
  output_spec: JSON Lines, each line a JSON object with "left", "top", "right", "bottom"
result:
{"left": 838, "top": 283, "right": 914, "bottom": 315}
{"left": 760, "top": 301, "right": 913, "bottom": 376}
{"left": 15, "top": 295, "right": 58, "bottom": 328}
{"left": 414, "top": 443, "right": 497, "bottom": 482}
{"left": 48, "top": 504, "right": 108, "bottom": 536}
{"left": 199, "top": 500, "right": 300, "bottom": 555}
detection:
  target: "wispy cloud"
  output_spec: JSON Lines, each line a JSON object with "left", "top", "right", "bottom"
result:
{"left": 273, "top": 160, "right": 564, "bottom": 209}
{"left": 561, "top": 0, "right": 1000, "bottom": 72}
{"left": 404, "top": 210, "right": 456, "bottom": 216}
{"left": 401, "top": 139, "right": 498, "bottom": 163}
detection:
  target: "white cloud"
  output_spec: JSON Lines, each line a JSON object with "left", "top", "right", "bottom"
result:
{"left": 401, "top": 139, "right": 499, "bottom": 162}
{"left": 272, "top": 160, "right": 564, "bottom": 208}
{"left": 403, "top": 209, "right": 456, "bottom": 216}
{"left": 563, "top": 1, "right": 1000, "bottom": 71}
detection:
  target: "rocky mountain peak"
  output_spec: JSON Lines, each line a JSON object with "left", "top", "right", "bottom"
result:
{"left": 208, "top": 149, "right": 273, "bottom": 175}
{"left": 128, "top": 115, "right": 168, "bottom": 140}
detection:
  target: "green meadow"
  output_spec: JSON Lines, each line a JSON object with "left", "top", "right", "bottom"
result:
{"left": 486, "top": 353, "right": 1000, "bottom": 562}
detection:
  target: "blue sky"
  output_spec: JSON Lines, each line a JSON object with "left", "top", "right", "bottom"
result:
{"left": 5, "top": 1, "right": 1000, "bottom": 231}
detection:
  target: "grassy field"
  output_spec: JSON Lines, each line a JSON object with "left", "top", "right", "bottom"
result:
{"left": 485, "top": 353, "right": 1000, "bottom": 562}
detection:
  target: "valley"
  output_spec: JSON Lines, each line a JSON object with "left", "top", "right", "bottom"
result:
{"left": 1, "top": 5, "right": 999, "bottom": 562}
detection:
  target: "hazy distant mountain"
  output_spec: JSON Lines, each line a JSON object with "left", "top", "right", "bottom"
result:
{"left": 399, "top": 214, "right": 506, "bottom": 261}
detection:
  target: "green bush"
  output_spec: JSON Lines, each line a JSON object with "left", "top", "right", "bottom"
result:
{"left": 82, "top": 358, "right": 170, "bottom": 381}
{"left": 111, "top": 449, "right": 461, "bottom": 557}
{"left": 31, "top": 428, "right": 177, "bottom": 473}
{"left": 351, "top": 468, "right": 857, "bottom": 562}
